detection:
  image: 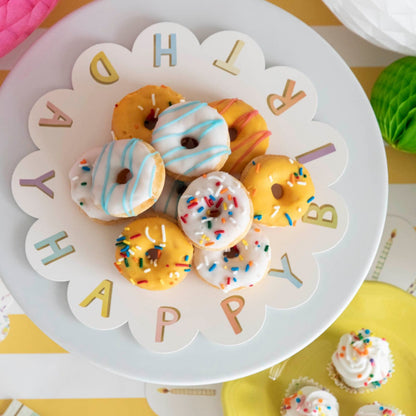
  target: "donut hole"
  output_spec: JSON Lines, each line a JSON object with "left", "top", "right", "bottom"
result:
{"left": 207, "top": 208, "right": 221, "bottom": 218}
{"left": 116, "top": 168, "right": 133, "bottom": 184}
{"left": 146, "top": 248, "right": 162, "bottom": 261}
{"left": 224, "top": 245, "right": 240, "bottom": 259}
{"left": 271, "top": 183, "right": 284, "bottom": 200}
{"left": 144, "top": 109, "right": 158, "bottom": 130}
{"left": 228, "top": 127, "right": 238, "bottom": 142}
{"left": 144, "top": 116, "right": 158, "bottom": 130}
{"left": 181, "top": 136, "right": 199, "bottom": 149}
{"left": 176, "top": 181, "right": 187, "bottom": 195}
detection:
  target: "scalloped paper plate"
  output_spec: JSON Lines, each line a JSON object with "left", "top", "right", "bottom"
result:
{"left": 11, "top": 22, "right": 348, "bottom": 353}
{"left": 222, "top": 282, "right": 416, "bottom": 416}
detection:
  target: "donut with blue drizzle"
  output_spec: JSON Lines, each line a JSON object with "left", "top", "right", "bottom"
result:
{"left": 151, "top": 101, "right": 231, "bottom": 181}
{"left": 69, "top": 138, "right": 165, "bottom": 219}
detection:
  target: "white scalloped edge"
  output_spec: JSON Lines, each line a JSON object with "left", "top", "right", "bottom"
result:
{"left": 11, "top": 22, "right": 349, "bottom": 353}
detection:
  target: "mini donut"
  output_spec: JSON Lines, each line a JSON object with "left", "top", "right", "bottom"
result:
{"left": 194, "top": 226, "right": 271, "bottom": 292}
{"left": 112, "top": 85, "right": 184, "bottom": 143}
{"left": 209, "top": 98, "right": 271, "bottom": 175}
{"left": 91, "top": 138, "right": 165, "bottom": 218}
{"left": 69, "top": 147, "right": 115, "bottom": 223}
{"left": 114, "top": 216, "right": 194, "bottom": 290}
{"left": 177, "top": 171, "right": 253, "bottom": 250}
{"left": 151, "top": 101, "right": 231, "bottom": 181}
{"left": 240, "top": 155, "right": 315, "bottom": 227}
{"left": 152, "top": 175, "right": 188, "bottom": 219}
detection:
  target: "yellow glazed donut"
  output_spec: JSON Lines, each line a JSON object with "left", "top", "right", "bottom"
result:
{"left": 240, "top": 155, "right": 315, "bottom": 227}
{"left": 112, "top": 85, "right": 184, "bottom": 143}
{"left": 114, "top": 216, "right": 194, "bottom": 290}
{"left": 209, "top": 98, "right": 271, "bottom": 175}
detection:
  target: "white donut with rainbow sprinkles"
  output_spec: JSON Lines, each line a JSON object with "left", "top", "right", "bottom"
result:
{"left": 177, "top": 171, "right": 253, "bottom": 250}
{"left": 194, "top": 226, "right": 271, "bottom": 292}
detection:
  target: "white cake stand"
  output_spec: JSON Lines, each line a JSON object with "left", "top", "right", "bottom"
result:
{"left": 0, "top": 0, "right": 387, "bottom": 384}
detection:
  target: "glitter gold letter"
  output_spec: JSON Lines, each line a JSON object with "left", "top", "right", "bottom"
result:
{"left": 79, "top": 279, "right": 113, "bottom": 318}
{"left": 155, "top": 306, "right": 181, "bottom": 342}
{"left": 220, "top": 295, "right": 245, "bottom": 334}
{"left": 302, "top": 203, "right": 338, "bottom": 229}
{"left": 89, "top": 51, "right": 119, "bottom": 84}
{"left": 213, "top": 40, "right": 245, "bottom": 75}
{"left": 267, "top": 79, "right": 306, "bottom": 116}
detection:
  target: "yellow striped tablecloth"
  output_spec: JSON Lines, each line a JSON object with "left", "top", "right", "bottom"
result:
{"left": 0, "top": 1, "right": 415, "bottom": 415}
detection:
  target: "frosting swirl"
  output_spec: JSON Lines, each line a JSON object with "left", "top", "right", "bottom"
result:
{"left": 355, "top": 402, "right": 404, "bottom": 416}
{"left": 282, "top": 386, "right": 339, "bottom": 416}
{"left": 332, "top": 329, "right": 393, "bottom": 389}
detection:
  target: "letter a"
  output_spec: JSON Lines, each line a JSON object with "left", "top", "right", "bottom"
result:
{"left": 79, "top": 280, "right": 113, "bottom": 318}
{"left": 155, "top": 306, "right": 181, "bottom": 342}
{"left": 38, "top": 102, "right": 73, "bottom": 127}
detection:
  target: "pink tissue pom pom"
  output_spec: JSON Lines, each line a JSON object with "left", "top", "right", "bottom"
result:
{"left": 0, "top": 0, "right": 58, "bottom": 57}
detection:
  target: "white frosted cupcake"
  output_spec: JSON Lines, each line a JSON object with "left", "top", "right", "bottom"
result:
{"left": 328, "top": 328, "right": 394, "bottom": 393}
{"left": 354, "top": 402, "right": 405, "bottom": 416}
{"left": 281, "top": 377, "right": 339, "bottom": 416}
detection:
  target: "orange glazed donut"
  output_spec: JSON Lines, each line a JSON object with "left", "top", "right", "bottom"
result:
{"left": 112, "top": 85, "right": 184, "bottom": 143}
{"left": 209, "top": 98, "right": 271, "bottom": 175}
{"left": 240, "top": 155, "right": 315, "bottom": 227}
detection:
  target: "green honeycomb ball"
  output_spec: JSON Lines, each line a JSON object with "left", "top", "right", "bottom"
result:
{"left": 371, "top": 56, "right": 416, "bottom": 153}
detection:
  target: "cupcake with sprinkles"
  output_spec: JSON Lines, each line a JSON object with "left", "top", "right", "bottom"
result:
{"left": 193, "top": 226, "right": 271, "bottom": 292}
{"left": 355, "top": 402, "right": 405, "bottom": 416}
{"left": 328, "top": 328, "right": 394, "bottom": 393}
{"left": 151, "top": 100, "right": 231, "bottom": 181}
{"left": 281, "top": 377, "right": 339, "bottom": 416}
{"left": 177, "top": 171, "right": 253, "bottom": 250}
{"left": 114, "top": 216, "right": 194, "bottom": 290}
{"left": 240, "top": 155, "right": 315, "bottom": 227}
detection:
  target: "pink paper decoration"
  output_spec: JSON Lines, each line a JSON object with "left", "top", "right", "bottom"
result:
{"left": 0, "top": 0, "right": 58, "bottom": 57}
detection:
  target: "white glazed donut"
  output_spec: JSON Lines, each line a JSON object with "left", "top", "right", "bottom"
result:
{"left": 177, "top": 171, "right": 253, "bottom": 250}
{"left": 69, "top": 138, "right": 165, "bottom": 219}
{"left": 69, "top": 147, "right": 115, "bottom": 222}
{"left": 194, "top": 226, "right": 271, "bottom": 292}
{"left": 151, "top": 101, "right": 231, "bottom": 180}
{"left": 152, "top": 175, "right": 188, "bottom": 219}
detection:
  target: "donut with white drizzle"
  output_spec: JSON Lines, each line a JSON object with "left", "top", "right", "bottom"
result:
{"left": 114, "top": 216, "right": 194, "bottom": 290}
{"left": 151, "top": 101, "right": 231, "bottom": 181}
{"left": 177, "top": 172, "right": 253, "bottom": 250}
{"left": 194, "top": 226, "right": 271, "bottom": 292}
